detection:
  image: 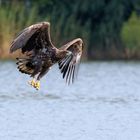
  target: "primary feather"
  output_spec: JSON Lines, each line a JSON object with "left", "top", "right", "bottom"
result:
{"left": 58, "top": 38, "right": 83, "bottom": 84}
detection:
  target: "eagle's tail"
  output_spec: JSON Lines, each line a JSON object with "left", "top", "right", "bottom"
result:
{"left": 16, "top": 58, "right": 34, "bottom": 75}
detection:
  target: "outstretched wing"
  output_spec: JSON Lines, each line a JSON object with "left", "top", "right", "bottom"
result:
{"left": 58, "top": 38, "right": 83, "bottom": 84}
{"left": 10, "top": 22, "right": 54, "bottom": 54}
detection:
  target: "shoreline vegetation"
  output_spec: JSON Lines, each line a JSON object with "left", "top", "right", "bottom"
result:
{"left": 0, "top": 1, "right": 140, "bottom": 60}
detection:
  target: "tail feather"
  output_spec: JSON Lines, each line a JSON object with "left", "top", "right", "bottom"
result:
{"left": 16, "top": 58, "right": 34, "bottom": 75}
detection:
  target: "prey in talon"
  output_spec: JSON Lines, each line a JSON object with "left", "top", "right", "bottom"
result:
{"left": 10, "top": 22, "right": 84, "bottom": 90}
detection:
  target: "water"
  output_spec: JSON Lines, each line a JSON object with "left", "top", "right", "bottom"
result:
{"left": 0, "top": 61, "right": 140, "bottom": 140}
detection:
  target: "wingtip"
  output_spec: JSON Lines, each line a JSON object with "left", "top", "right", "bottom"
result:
{"left": 76, "top": 38, "right": 83, "bottom": 42}
{"left": 42, "top": 22, "right": 50, "bottom": 26}
{"left": 76, "top": 38, "right": 84, "bottom": 49}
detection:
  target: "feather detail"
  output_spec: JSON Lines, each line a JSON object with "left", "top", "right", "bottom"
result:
{"left": 16, "top": 58, "right": 34, "bottom": 75}
{"left": 58, "top": 38, "right": 83, "bottom": 84}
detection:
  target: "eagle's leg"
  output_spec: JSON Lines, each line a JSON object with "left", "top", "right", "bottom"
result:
{"left": 37, "top": 67, "right": 51, "bottom": 81}
{"left": 28, "top": 63, "right": 42, "bottom": 90}
{"left": 28, "top": 77, "right": 40, "bottom": 90}
{"left": 34, "top": 67, "right": 51, "bottom": 90}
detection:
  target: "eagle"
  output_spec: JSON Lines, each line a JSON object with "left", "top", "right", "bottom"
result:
{"left": 10, "top": 22, "right": 83, "bottom": 90}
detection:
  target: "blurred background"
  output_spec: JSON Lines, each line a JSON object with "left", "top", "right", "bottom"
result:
{"left": 0, "top": 0, "right": 140, "bottom": 60}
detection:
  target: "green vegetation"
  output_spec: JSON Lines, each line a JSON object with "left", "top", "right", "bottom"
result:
{"left": 0, "top": 0, "right": 140, "bottom": 60}
{"left": 121, "top": 12, "right": 140, "bottom": 58}
{"left": 0, "top": 3, "right": 38, "bottom": 58}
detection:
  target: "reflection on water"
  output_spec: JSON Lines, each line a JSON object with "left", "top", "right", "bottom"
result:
{"left": 0, "top": 61, "right": 140, "bottom": 140}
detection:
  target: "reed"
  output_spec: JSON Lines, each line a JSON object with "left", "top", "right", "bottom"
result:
{"left": 0, "top": 3, "right": 38, "bottom": 58}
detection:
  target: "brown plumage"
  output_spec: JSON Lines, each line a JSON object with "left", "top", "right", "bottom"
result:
{"left": 10, "top": 22, "right": 83, "bottom": 90}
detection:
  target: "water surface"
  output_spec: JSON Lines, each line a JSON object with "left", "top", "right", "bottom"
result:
{"left": 0, "top": 61, "right": 140, "bottom": 140}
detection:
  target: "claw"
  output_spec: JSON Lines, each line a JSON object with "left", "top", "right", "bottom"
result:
{"left": 28, "top": 79, "right": 35, "bottom": 86}
{"left": 34, "top": 81, "right": 40, "bottom": 90}
{"left": 28, "top": 79, "right": 40, "bottom": 90}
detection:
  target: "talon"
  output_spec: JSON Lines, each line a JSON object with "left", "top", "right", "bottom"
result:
{"left": 35, "top": 81, "right": 40, "bottom": 90}
{"left": 28, "top": 79, "right": 35, "bottom": 87}
{"left": 28, "top": 79, "right": 40, "bottom": 90}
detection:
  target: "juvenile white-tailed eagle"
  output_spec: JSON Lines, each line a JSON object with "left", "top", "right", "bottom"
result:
{"left": 10, "top": 22, "right": 83, "bottom": 90}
